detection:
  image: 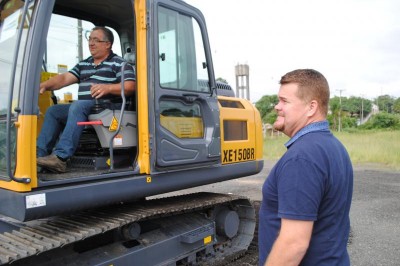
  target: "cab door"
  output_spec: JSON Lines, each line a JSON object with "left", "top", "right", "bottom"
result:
{"left": 153, "top": 2, "right": 220, "bottom": 168}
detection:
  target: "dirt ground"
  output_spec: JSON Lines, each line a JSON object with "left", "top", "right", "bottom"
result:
{"left": 157, "top": 160, "right": 400, "bottom": 266}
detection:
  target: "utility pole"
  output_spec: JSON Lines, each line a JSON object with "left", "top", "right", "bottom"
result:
{"left": 361, "top": 95, "right": 364, "bottom": 121}
{"left": 360, "top": 94, "right": 364, "bottom": 124}
{"left": 336, "top": 89, "right": 345, "bottom": 132}
{"left": 77, "top": 20, "right": 83, "bottom": 61}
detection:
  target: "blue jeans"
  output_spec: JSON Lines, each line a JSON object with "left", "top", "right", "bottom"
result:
{"left": 37, "top": 100, "right": 95, "bottom": 159}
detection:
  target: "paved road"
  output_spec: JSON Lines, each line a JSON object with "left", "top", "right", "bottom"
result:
{"left": 349, "top": 164, "right": 400, "bottom": 266}
{"left": 156, "top": 160, "right": 400, "bottom": 265}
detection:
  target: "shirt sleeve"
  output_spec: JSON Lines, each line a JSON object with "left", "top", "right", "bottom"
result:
{"left": 68, "top": 62, "right": 81, "bottom": 80}
{"left": 114, "top": 57, "right": 136, "bottom": 82}
{"left": 122, "top": 63, "right": 136, "bottom": 81}
{"left": 277, "top": 157, "right": 325, "bottom": 221}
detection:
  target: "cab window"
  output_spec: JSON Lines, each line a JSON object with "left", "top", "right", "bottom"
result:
{"left": 158, "top": 6, "right": 209, "bottom": 93}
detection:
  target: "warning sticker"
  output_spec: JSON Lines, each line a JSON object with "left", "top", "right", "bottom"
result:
{"left": 109, "top": 116, "right": 119, "bottom": 131}
{"left": 113, "top": 134, "right": 123, "bottom": 146}
{"left": 26, "top": 194, "right": 46, "bottom": 209}
{"left": 57, "top": 64, "right": 68, "bottom": 74}
{"left": 204, "top": 235, "right": 212, "bottom": 245}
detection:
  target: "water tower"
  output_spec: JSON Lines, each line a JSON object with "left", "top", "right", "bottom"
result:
{"left": 235, "top": 64, "right": 250, "bottom": 100}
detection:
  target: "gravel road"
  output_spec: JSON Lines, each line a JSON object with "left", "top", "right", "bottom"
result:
{"left": 156, "top": 160, "right": 400, "bottom": 265}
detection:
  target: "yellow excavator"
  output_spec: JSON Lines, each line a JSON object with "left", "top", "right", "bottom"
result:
{"left": 0, "top": 0, "right": 263, "bottom": 264}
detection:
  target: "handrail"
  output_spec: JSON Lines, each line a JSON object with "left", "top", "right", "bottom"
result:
{"left": 6, "top": 0, "right": 33, "bottom": 184}
{"left": 108, "top": 62, "right": 127, "bottom": 170}
{"left": 77, "top": 121, "right": 103, "bottom": 126}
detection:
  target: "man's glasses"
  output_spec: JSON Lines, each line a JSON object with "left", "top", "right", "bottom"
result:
{"left": 87, "top": 37, "right": 109, "bottom": 44}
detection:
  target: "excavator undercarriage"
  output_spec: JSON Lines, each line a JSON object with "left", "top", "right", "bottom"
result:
{"left": 0, "top": 193, "right": 255, "bottom": 265}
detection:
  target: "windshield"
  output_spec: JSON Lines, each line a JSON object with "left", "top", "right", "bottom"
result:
{"left": 0, "top": 0, "right": 33, "bottom": 178}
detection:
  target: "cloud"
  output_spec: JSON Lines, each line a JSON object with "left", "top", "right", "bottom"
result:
{"left": 187, "top": 0, "right": 400, "bottom": 101}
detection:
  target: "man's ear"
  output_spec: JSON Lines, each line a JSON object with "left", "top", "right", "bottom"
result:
{"left": 307, "top": 100, "right": 318, "bottom": 117}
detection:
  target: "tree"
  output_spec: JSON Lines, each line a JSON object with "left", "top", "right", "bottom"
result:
{"left": 341, "top": 116, "right": 358, "bottom": 129}
{"left": 255, "top": 95, "right": 278, "bottom": 122}
{"left": 344, "top": 96, "right": 359, "bottom": 117}
{"left": 360, "top": 97, "right": 372, "bottom": 119}
{"left": 329, "top": 97, "right": 341, "bottom": 131}
{"left": 361, "top": 113, "right": 400, "bottom": 130}
{"left": 216, "top": 77, "right": 228, "bottom": 84}
{"left": 393, "top": 97, "right": 400, "bottom": 114}
{"left": 264, "top": 112, "right": 277, "bottom": 125}
{"left": 343, "top": 96, "right": 372, "bottom": 118}
{"left": 375, "top": 95, "right": 395, "bottom": 113}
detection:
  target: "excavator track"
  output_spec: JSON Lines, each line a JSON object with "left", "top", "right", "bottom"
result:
{"left": 0, "top": 192, "right": 255, "bottom": 265}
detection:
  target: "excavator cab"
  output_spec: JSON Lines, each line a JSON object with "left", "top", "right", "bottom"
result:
{"left": 1, "top": 0, "right": 141, "bottom": 186}
{"left": 0, "top": 0, "right": 263, "bottom": 214}
{"left": 38, "top": 1, "right": 139, "bottom": 173}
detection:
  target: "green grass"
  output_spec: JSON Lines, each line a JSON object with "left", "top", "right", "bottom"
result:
{"left": 263, "top": 133, "right": 289, "bottom": 160}
{"left": 263, "top": 130, "right": 400, "bottom": 170}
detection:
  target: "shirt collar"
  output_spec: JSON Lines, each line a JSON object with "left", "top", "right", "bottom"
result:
{"left": 285, "top": 120, "right": 330, "bottom": 148}
{"left": 88, "top": 50, "right": 115, "bottom": 64}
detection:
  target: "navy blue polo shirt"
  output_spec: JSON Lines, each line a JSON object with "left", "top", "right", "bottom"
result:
{"left": 69, "top": 51, "right": 136, "bottom": 100}
{"left": 259, "top": 121, "right": 353, "bottom": 265}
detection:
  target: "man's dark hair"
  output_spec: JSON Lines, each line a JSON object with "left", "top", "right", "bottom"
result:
{"left": 92, "top": 26, "right": 114, "bottom": 45}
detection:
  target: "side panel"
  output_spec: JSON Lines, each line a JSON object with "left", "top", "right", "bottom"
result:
{"left": 0, "top": 160, "right": 263, "bottom": 221}
{"left": 219, "top": 96, "right": 264, "bottom": 164}
{"left": 2, "top": 115, "right": 38, "bottom": 191}
{"left": 151, "top": 1, "right": 220, "bottom": 169}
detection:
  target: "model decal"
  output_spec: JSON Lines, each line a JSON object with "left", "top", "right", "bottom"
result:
{"left": 222, "top": 148, "right": 255, "bottom": 163}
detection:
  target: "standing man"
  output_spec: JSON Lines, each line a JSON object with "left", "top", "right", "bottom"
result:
{"left": 37, "top": 26, "right": 136, "bottom": 173}
{"left": 259, "top": 69, "right": 353, "bottom": 265}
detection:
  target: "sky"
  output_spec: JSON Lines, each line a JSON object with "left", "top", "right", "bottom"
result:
{"left": 186, "top": 0, "right": 400, "bottom": 103}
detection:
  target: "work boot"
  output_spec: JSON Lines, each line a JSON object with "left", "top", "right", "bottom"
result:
{"left": 37, "top": 154, "right": 67, "bottom": 173}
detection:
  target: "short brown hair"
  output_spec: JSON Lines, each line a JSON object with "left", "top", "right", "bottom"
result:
{"left": 280, "top": 69, "right": 330, "bottom": 116}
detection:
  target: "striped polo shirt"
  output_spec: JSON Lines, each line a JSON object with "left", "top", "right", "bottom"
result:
{"left": 69, "top": 51, "right": 136, "bottom": 100}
